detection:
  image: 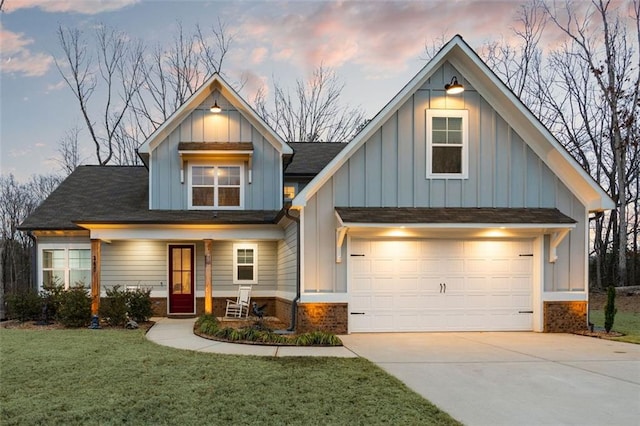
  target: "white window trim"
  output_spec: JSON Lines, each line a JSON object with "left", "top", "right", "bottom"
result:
{"left": 233, "top": 243, "right": 258, "bottom": 284}
{"left": 426, "top": 109, "right": 469, "bottom": 179}
{"left": 187, "top": 161, "right": 244, "bottom": 210}
{"left": 38, "top": 243, "right": 91, "bottom": 290}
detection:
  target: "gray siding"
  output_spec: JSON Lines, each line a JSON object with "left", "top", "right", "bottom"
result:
{"left": 304, "top": 61, "right": 587, "bottom": 293}
{"left": 100, "top": 239, "right": 278, "bottom": 296}
{"left": 277, "top": 219, "right": 297, "bottom": 296}
{"left": 150, "top": 91, "right": 281, "bottom": 210}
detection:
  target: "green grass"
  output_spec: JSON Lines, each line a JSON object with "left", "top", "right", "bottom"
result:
{"left": 0, "top": 329, "right": 459, "bottom": 425}
{"left": 589, "top": 310, "right": 640, "bottom": 344}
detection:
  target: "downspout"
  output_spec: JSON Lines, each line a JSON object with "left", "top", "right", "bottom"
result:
{"left": 27, "top": 231, "right": 37, "bottom": 291}
{"left": 284, "top": 206, "right": 301, "bottom": 332}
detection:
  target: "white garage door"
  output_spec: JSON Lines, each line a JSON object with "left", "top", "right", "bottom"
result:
{"left": 349, "top": 239, "right": 533, "bottom": 332}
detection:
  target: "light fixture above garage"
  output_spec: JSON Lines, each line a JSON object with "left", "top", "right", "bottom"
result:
{"left": 210, "top": 101, "right": 222, "bottom": 113}
{"left": 445, "top": 76, "right": 464, "bottom": 95}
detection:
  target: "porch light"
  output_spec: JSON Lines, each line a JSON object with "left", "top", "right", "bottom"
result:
{"left": 210, "top": 101, "right": 222, "bottom": 113}
{"left": 445, "top": 76, "right": 464, "bottom": 94}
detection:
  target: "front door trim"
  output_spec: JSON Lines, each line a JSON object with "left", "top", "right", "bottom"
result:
{"left": 167, "top": 243, "right": 196, "bottom": 315}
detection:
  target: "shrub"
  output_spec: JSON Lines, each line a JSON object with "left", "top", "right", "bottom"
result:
{"left": 100, "top": 285, "right": 128, "bottom": 327}
{"left": 56, "top": 286, "right": 92, "bottom": 327}
{"left": 196, "top": 314, "right": 219, "bottom": 335}
{"left": 6, "top": 289, "right": 42, "bottom": 322}
{"left": 126, "top": 288, "right": 153, "bottom": 322}
{"left": 604, "top": 285, "right": 617, "bottom": 333}
{"left": 40, "top": 283, "right": 64, "bottom": 320}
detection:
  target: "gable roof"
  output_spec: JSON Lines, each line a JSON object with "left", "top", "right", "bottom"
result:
{"left": 285, "top": 142, "right": 348, "bottom": 177}
{"left": 18, "top": 166, "right": 281, "bottom": 230}
{"left": 137, "top": 73, "right": 292, "bottom": 157}
{"left": 291, "top": 35, "right": 614, "bottom": 212}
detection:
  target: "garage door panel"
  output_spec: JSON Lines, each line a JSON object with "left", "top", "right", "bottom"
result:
{"left": 349, "top": 238, "right": 533, "bottom": 332}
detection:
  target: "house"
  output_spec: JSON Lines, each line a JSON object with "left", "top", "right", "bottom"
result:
{"left": 19, "top": 35, "right": 613, "bottom": 333}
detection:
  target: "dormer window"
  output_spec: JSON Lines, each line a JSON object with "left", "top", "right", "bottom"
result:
{"left": 188, "top": 162, "right": 243, "bottom": 209}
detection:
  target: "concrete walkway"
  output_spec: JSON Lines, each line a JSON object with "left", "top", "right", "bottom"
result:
{"left": 145, "top": 317, "right": 357, "bottom": 357}
{"left": 340, "top": 332, "right": 640, "bottom": 426}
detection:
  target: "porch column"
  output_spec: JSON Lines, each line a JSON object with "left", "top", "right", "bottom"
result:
{"left": 91, "top": 239, "right": 101, "bottom": 315}
{"left": 204, "top": 239, "right": 213, "bottom": 314}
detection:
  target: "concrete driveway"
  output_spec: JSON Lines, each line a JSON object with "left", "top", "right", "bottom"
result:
{"left": 340, "top": 332, "right": 640, "bottom": 426}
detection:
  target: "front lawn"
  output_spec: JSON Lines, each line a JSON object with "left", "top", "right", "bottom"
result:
{"left": 589, "top": 310, "right": 640, "bottom": 344}
{"left": 0, "top": 329, "right": 459, "bottom": 425}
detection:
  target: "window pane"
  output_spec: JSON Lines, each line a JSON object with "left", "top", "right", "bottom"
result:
{"left": 44, "top": 270, "right": 65, "bottom": 287}
{"left": 447, "top": 130, "right": 462, "bottom": 145}
{"left": 193, "top": 187, "right": 214, "bottom": 206}
{"left": 432, "top": 147, "right": 462, "bottom": 173}
{"left": 432, "top": 117, "right": 447, "bottom": 130}
{"left": 284, "top": 185, "right": 296, "bottom": 200}
{"left": 432, "top": 130, "right": 447, "bottom": 144}
{"left": 172, "top": 272, "right": 182, "bottom": 293}
{"left": 192, "top": 166, "right": 215, "bottom": 185}
{"left": 237, "top": 265, "right": 254, "bottom": 281}
{"left": 237, "top": 249, "right": 253, "bottom": 264}
{"left": 182, "top": 272, "right": 192, "bottom": 294}
{"left": 70, "top": 270, "right": 90, "bottom": 288}
{"left": 182, "top": 249, "right": 191, "bottom": 271}
{"left": 218, "top": 166, "right": 240, "bottom": 186}
{"left": 448, "top": 117, "right": 462, "bottom": 131}
{"left": 218, "top": 187, "right": 240, "bottom": 206}
{"left": 69, "top": 250, "right": 90, "bottom": 269}
{"left": 43, "top": 249, "right": 65, "bottom": 268}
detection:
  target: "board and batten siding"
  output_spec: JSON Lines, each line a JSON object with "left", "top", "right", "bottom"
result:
{"left": 304, "top": 61, "right": 587, "bottom": 294}
{"left": 277, "top": 219, "right": 297, "bottom": 297}
{"left": 100, "top": 240, "right": 278, "bottom": 297}
{"left": 150, "top": 92, "right": 281, "bottom": 211}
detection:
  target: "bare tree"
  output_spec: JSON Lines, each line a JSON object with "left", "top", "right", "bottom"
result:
{"left": 55, "top": 25, "right": 146, "bottom": 165}
{"left": 254, "top": 65, "right": 365, "bottom": 142}
{"left": 56, "top": 127, "right": 83, "bottom": 175}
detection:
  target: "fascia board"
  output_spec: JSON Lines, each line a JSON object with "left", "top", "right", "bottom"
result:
{"left": 291, "top": 37, "right": 461, "bottom": 207}
{"left": 341, "top": 222, "right": 576, "bottom": 230}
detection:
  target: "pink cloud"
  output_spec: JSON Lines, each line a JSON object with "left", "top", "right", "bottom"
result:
{"left": 0, "top": 27, "right": 53, "bottom": 77}
{"left": 251, "top": 47, "right": 268, "bottom": 64}
{"left": 3, "top": 0, "right": 139, "bottom": 14}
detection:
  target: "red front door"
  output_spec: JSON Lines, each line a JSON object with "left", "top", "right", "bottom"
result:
{"left": 169, "top": 245, "right": 194, "bottom": 314}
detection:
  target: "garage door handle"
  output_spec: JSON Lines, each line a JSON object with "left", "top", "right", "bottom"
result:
{"left": 518, "top": 310, "right": 533, "bottom": 314}
{"left": 350, "top": 312, "right": 365, "bottom": 315}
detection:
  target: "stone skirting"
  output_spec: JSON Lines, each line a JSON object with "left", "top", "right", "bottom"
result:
{"left": 296, "top": 303, "right": 348, "bottom": 334}
{"left": 543, "top": 301, "right": 588, "bottom": 332}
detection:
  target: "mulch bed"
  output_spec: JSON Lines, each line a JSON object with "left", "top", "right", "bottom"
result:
{"left": 0, "top": 320, "right": 155, "bottom": 332}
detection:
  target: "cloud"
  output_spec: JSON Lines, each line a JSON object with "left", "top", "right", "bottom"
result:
{"left": 0, "top": 27, "right": 53, "bottom": 77}
{"left": 3, "top": 0, "right": 139, "bottom": 14}
{"left": 250, "top": 47, "right": 268, "bottom": 64}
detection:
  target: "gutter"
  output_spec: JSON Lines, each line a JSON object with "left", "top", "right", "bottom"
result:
{"left": 283, "top": 206, "right": 301, "bottom": 333}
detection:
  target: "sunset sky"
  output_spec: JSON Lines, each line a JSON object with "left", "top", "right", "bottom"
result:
{"left": 0, "top": 0, "right": 619, "bottom": 181}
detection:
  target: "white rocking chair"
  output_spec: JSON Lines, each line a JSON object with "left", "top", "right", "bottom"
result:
{"left": 225, "top": 285, "right": 252, "bottom": 318}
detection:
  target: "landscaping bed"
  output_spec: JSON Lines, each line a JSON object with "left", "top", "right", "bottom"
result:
{"left": 194, "top": 314, "right": 343, "bottom": 346}
{"left": 583, "top": 291, "right": 640, "bottom": 344}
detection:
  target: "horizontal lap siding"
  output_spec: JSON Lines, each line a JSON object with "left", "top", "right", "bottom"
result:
{"left": 101, "top": 240, "right": 277, "bottom": 296}
{"left": 277, "top": 220, "right": 297, "bottom": 297}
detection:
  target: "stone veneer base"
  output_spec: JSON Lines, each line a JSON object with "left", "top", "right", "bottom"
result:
{"left": 543, "top": 301, "right": 588, "bottom": 332}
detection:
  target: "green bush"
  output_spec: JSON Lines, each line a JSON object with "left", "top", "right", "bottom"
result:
{"left": 196, "top": 314, "right": 219, "bottom": 335}
{"left": 56, "top": 286, "right": 92, "bottom": 327}
{"left": 6, "top": 289, "right": 42, "bottom": 322}
{"left": 604, "top": 285, "right": 617, "bottom": 333}
{"left": 100, "top": 285, "right": 129, "bottom": 327}
{"left": 126, "top": 288, "right": 153, "bottom": 322}
{"left": 40, "top": 283, "right": 64, "bottom": 320}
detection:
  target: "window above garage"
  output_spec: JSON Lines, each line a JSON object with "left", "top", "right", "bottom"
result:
{"left": 426, "top": 109, "right": 468, "bottom": 179}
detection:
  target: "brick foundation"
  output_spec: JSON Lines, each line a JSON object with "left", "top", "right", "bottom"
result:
{"left": 543, "top": 301, "right": 588, "bottom": 332}
{"left": 296, "top": 303, "right": 348, "bottom": 334}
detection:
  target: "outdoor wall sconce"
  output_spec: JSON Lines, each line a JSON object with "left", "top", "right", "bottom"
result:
{"left": 445, "top": 76, "right": 464, "bottom": 94}
{"left": 209, "top": 100, "right": 222, "bottom": 113}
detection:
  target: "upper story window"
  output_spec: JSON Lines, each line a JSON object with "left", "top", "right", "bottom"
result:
{"left": 188, "top": 162, "right": 243, "bottom": 209}
{"left": 39, "top": 245, "right": 91, "bottom": 290}
{"left": 283, "top": 184, "right": 297, "bottom": 201}
{"left": 426, "top": 109, "right": 469, "bottom": 178}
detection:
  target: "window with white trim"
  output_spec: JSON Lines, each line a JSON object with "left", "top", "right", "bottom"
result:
{"left": 233, "top": 243, "right": 258, "bottom": 284}
{"left": 40, "top": 245, "right": 91, "bottom": 289}
{"left": 188, "top": 163, "right": 243, "bottom": 209}
{"left": 426, "top": 109, "right": 469, "bottom": 178}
